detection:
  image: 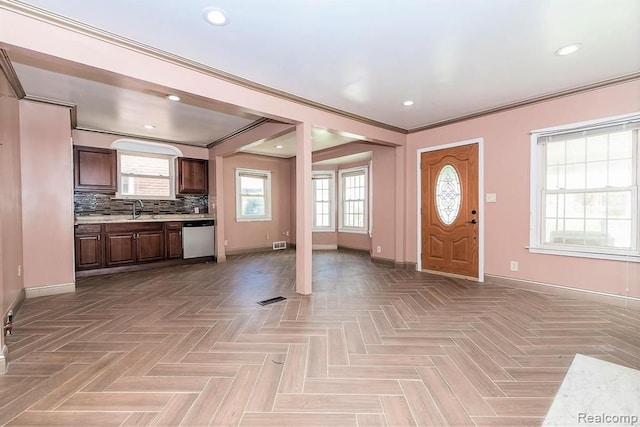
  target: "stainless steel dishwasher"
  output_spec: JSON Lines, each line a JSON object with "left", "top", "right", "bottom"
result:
{"left": 182, "top": 220, "right": 215, "bottom": 259}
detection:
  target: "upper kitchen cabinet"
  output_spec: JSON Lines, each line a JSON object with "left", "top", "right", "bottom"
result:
{"left": 176, "top": 157, "right": 208, "bottom": 195}
{"left": 74, "top": 145, "right": 117, "bottom": 193}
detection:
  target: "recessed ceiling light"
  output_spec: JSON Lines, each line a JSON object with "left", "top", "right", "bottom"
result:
{"left": 203, "top": 7, "right": 229, "bottom": 26}
{"left": 166, "top": 94, "right": 180, "bottom": 102}
{"left": 402, "top": 100, "right": 415, "bottom": 107}
{"left": 144, "top": 124, "right": 156, "bottom": 129}
{"left": 275, "top": 145, "right": 283, "bottom": 149}
{"left": 555, "top": 43, "right": 582, "bottom": 56}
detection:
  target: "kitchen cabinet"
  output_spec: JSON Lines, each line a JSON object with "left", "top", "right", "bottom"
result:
{"left": 177, "top": 157, "right": 208, "bottom": 195}
{"left": 74, "top": 146, "right": 117, "bottom": 193}
{"left": 104, "top": 223, "right": 164, "bottom": 266}
{"left": 165, "top": 222, "right": 183, "bottom": 259}
{"left": 74, "top": 224, "right": 104, "bottom": 270}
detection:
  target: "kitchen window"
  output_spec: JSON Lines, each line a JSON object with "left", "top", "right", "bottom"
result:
{"left": 117, "top": 150, "right": 175, "bottom": 199}
{"left": 530, "top": 113, "right": 640, "bottom": 261}
{"left": 236, "top": 168, "right": 272, "bottom": 222}
{"left": 339, "top": 166, "right": 369, "bottom": 233}
{"left": 313, "top": 171, "right": 335, "bottom": 231}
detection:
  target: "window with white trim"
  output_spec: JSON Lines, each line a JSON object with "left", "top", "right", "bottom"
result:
{"left": 531, "top": 114, "right": 640, "bottom": 260}
{"left": 236, "top": 168, "right": 272, "bottom": 222}
{"left": 339, "top": 166, "right": 369, "bottom": 233}
{"left": 117, "top": 150, "right": 175, "bottom": 199}
{"left": 312, "top": 171, "right": 335, "bottom": 231}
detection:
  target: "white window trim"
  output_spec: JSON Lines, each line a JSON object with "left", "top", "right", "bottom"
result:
{"left": 235, "top": 168, "right": 272, "bottom": 222}
{"left": 529, "top": 112, "right": 640, "bottom": 263}
{"left": 312, "top": 170, "right": 336, "bottom": 232}
{"left": 115, "top": 149, "right": 176, "bottom": 200}
{"left": 338, "top": 166, "right": 369, "bottom": 234}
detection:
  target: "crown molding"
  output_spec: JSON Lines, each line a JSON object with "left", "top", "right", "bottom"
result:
{"left": 409, "top": 72, "right": 640, "bottom": 134}
{"left": 0, "top": 48, "right": 26, "bottom": 98}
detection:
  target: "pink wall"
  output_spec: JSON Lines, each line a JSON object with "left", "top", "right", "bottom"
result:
{"left": 0, "top": 67, "right": 24, "bottom": 356}
{"left": 72, "top": 130, "right": 209, "bottom": 159}
{"left": 222, "top": 153, "right": 291, "bottom": 252}
{"left": 20, "top": 101, "right": 75, "bottom": 289}
{"left": 406, "top": 80, "right": 640, "bottom": 298}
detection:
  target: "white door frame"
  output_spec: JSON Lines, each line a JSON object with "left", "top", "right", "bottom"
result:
{"left": 416, "top": 137, "right": 485, "bottom": 282}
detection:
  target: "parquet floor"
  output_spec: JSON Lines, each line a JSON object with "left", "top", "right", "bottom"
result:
{"left": 2, "top": 250, "right": 639, "bottom": 426}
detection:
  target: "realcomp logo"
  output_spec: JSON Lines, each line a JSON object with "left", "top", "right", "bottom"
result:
{"left": 578, "top": 413, "right": 639, "bottom": 426}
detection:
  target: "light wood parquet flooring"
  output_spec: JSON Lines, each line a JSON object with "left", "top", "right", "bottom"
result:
{"left": 2, "top": 250, "right": 639, "bottom": 426}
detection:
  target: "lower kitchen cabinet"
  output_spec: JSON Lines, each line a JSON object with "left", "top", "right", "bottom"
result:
{"left": 104, "top": 223, "right": 164, "bottom": 266}
{"left": 165, "top": 222, "right": 183, "bottom": 259}
{"left": 74, "top": 224, "right": 103, "bottom": 270}
{"left": 74, "top": 220, "right": 209, "bottom": 275}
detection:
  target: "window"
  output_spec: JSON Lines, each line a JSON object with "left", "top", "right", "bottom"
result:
{"left": 117, "top": 150, "right": 175, "bottom": 199}
{"left": 530, "top": 113, "right": 640, "bottom": 260}
{"left": 236, "top": 168, "right": 272, "bottom": 222}
{"left": 339, "top": 166, "right": 369, "bottom": 233}
{"left": 312, "top": 171, "right": 335, "bottom": 231}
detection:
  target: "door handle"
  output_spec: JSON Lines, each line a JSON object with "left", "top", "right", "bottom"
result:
{"left": 466, "top": 219, "right": 477, "bottom": 224}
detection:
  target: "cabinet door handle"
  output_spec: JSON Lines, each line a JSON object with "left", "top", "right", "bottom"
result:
{"left": 179, "top": 231, "right": 181, "bottom": 236}
{"left": 97, "top": 234, "right": 101, "bottom": 241}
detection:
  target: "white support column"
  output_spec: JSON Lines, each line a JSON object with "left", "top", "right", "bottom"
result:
{"left": 295, "top": 122, "right": 313, "bottom": 295}
{"left": 395, "top": 145, "right": 406, "bottom": 265}
{"left": 214, "top": 156, "right": 226, "bottom": 263}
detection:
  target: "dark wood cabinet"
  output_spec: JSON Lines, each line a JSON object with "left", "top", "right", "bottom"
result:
{"left": 165, "top": 222, "right": 183, "bottom": 259}
{"left": 105, "top": 233, "right": 136, "bottom": 266}
{"left": 177, "top": 157, "right": 208, "bottom": 195}
{"left": 137, "top": 230, "right": 165, "bottom": 262}
{"left": 74, "top": 146, "right": 117, "bottom": 193}
{"left": 74, "top": 224, "right": 104, "bottom": 270}
{"left": 104, "top": 223, "right": 164, "bottom": 266}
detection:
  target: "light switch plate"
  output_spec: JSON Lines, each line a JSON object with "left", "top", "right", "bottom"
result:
{"left": 485, "top": 193, "right": 497, "bottom": 203}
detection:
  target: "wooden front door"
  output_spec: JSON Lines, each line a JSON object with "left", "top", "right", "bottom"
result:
{"left": 421, "top": 144, "right": 479, "bottom": 278}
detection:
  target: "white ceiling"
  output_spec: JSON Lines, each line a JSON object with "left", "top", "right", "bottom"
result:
{"left": 3, "top": 0, "right": 639, "bottom": 151}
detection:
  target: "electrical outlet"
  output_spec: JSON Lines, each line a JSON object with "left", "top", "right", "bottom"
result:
{"left": 18, "top": 265, "right": 21, "bottom": 277}
{"left": 286, "top": 231, "right": 289, "bottom": 236}
{"left": 194, "top": 207, "right": 200, "bottom": 214}
{"left": 224, "top": 240, "right": 228, "bottom": 246}
{"left": 510, "top": 261, "right": 519, "bottom": 271}
{"left": 376, "top": 246, "right": 382, "bottom": 253}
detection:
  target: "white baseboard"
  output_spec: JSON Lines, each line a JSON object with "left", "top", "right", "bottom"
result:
{"left": 25, "top": 282, "right": 75, "bottom": 299}
{"left": 486, "top": 274, "right": 640, "bottom": 310}
{"left": 312, "top": 244, "right": 338, "bottom": 250}
{"left": 0, "top": 345, "right": 7, "bottom": 374}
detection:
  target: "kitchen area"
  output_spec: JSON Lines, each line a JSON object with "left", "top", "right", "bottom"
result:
{"left": 73, "top": 143, "right": 216, "bottom": 277}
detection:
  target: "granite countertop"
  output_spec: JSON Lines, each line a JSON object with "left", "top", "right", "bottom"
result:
{"left": 75, "top": 213, "right": 215, "bottom": 225}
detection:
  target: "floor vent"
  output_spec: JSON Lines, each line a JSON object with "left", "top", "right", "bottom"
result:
{"left": 257, "top": 296, "right": 287, "bottom": 306}
{"left": 272, "top": 241, "right": 287, "bottom": 250}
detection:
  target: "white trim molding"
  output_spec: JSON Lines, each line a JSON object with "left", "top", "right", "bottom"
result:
{"left": 0, "top": 345, "right": 7, "bottom": 374}
{"left": 486, "top": 274, "right": 640, "bottom": 311}
{"left": 416, "top": 137, "right": 485, "bottom": 282}
{"left": 25, "top": 282, "right": 75, "bottom": 299}
{"left": 312, "top": 244, "right": 338, "bottom": 250}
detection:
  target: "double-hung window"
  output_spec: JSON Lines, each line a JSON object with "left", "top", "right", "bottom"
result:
{"left": 339, "top": 166, "right": 369, "bottom": 233}
{"left": 530, "top": 113, "right": 640, "bottom": 260}
{"left": 236, "top": 168, "right": 272, "bottom": 222}
{"left": 118, "top": 150, "right": 174, "bottom": 199}
{"left": 312, "top": 171, "right": 335, "bottom": 231}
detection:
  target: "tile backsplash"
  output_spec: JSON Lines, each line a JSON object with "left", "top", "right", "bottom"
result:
{"left": 74, "top": 192, "right": 208, "bottom": 216}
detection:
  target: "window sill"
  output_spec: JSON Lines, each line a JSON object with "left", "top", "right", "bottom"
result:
{"left": 113, "top": 194, "right": 176, "bottom": 201}
{"left": 528, "top": 246, "right": 640, "bottom": 263}
{"left": 313, "top": 228, "right": 336, "bottom": 233}
{"left": 338, "top": 229, "right": 369, "bottom": 235}
{"left": 236, "top": 217, "right": 272, "bottom": 222}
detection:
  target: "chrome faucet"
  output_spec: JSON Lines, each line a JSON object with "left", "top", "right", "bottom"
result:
{"left": 132, "top": 199, "right": 144, "bottom": 219}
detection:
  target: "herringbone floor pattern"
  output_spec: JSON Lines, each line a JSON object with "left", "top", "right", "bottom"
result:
{"left": 2, "top": 250, "right": 639, "bottom": 426}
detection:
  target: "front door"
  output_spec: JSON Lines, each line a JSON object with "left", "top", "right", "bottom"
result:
{"left": 421, "top": 144, "right": 479, "bottom": 278}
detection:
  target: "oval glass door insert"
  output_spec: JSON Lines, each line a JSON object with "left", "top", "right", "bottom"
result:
{"left": 435, "top": 164, "right": 461, "bottom": 225}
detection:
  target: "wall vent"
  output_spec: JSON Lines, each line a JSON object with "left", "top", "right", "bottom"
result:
{"left": 272, "top": 241, "right": 287, "bottom": 250}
